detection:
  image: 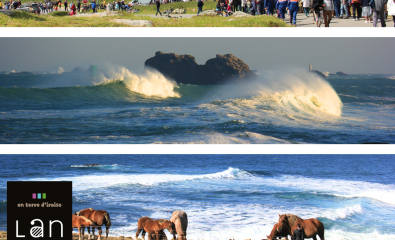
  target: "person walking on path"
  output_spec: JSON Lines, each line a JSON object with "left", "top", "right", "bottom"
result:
{"left": 340, "top": 0, "right": 349, "bottom": 17}
{"left": 313, "top": 0, "right": 324, "bottom": 26}
{"left": 287, "top": 0, "right": 299, "bottom": 25}
{"left": 372, "top": 0, "right": 387, "bottom": 26}
{"left": 197, "top": 0, "right": 203, "bottom": 14}
{"left": 293, "top": 224, "right": 304, "bottom": 240}
{"left": 155, "top": 0, "right": 162, "bottom": 16}
{"left": 323, "top": 0, "right": 334, "bottom": 25}
{"left": 302, "top": 0, "right": 310, "bottom": 16}
{"left": 91, "top": 0, "right": 96, "bottom": 12}
{"left": 64, "top": 0, "right": 68, "bottom": 11}
{"left": 361, "top": 0, "right": 372, "bottom": 22}
{"left": 334, "top": 0, "right": 341, "bottom": 16}
{"left": 388, "top": 0, "right": 394, "bottom": 26}
{"left": 265, "top": 0, "right": 274, "bottom": 14}
{"left": 277, "top": 0, "right": 288, "bottom": 18}
{"left": 350, "top": 0, "right": 361, "bottom": 20}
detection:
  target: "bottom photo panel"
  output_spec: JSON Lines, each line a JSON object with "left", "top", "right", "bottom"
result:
{"left": 1, "top": 154, "right": 394, "bottom": 240}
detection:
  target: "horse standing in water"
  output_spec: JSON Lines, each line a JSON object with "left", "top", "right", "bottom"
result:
{"left": 135, "top": 217, "right": 174, "bottom": 240}
{"left": 266, "top": 222, "right": 291, "bottom": 240}
{"left": 277, "top": 214, "right": 325, "bottom": 240}
{"left": 72, "top": 214, "right": 97, "bottom": 240}
{"left": 169, "top": 211, "right": 188, "bottom": 240}
{"left": 75, "top": 208, "right": 112, "bottom": 240}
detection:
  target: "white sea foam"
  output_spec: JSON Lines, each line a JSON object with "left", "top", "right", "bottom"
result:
{"left": 106, "top": 203, "right": 381, "bottom": 240}
{"left": 24, "top": 167, "right": 395, "bottom": 205}
{"left": 154, "top": 132, "right": 293, "bottom": 144}
{"left": 320, "top": 204, "right": 363, "bottom": 220}
{"left": 258, "top": 175, "right": 395, "bottom": 205}
{"left": 24, "top": 167, "right": 249, "bottom": 191}
{"left": 98, "top": 67, "right": 180, "bottom": 98}
{"left": 70, "top": 164, "right": 120, "bottom": 168}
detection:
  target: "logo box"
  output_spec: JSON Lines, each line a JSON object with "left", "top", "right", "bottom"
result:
{"left": 7, "top": 181, "right": 72, "bottom": 240}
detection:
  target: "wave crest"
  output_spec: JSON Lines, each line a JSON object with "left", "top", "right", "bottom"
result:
{"left": 99, "top": 67, "right": 180, "bottom": 98}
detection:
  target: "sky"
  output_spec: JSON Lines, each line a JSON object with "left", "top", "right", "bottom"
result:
{"left": 0, "top": 38, "right": 394, "bottom": 74}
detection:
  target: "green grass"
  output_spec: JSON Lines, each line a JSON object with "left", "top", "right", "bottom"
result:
{"left": 0, "top": 8, "right": 289, "bottom": 27}
{"left": 49, "top": 10, "right": 69, "bottom": 16}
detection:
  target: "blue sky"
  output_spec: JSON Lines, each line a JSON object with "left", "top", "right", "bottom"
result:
{"left": 0, "top": 38, "right": 394, "bottom": 74}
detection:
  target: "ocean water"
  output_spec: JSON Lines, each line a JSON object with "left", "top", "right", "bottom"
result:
{"left": 0, "top": 68, "right": 394, "bottom": 143}
{"left": 0, "top": 155, "right": 394, "bottom": 240}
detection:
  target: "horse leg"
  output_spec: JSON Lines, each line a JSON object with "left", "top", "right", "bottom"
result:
{"left": 82, "top": 228, "right": 85, "bottom": 240}
{"left": 155, "top": 231, "right": 160, "bottom": 240}
{"left": 98, "top": 226, "right": 102, "bottom": 240}
{"left": 92, "top": 227, "right": 95, "bottom": 239}
{"left": 87, "top": 227, "right": 91, "bottom": 239}
{"left": 142, "top": 229, "right": 146, "bottom": 240}
{"left": 312, "top": 236, "right": 317, "bottom": 240}
{"left": 78, "top": 227, "right": 81, "bottom": 240}
{"left": 135, "top": 228, "right": 142, "bottom": 240}
{"left": 106, "top": 226, "right": 110, "bottom": 240}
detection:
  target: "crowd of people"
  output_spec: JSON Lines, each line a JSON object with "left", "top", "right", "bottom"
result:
{"left": 209, "top": 0, "right": 394, "bottom": 26}
{"left": 0, "top": 0, "right": 22, "bottom": 10}
{"left": 0, "top": 0, "right": 393, "bottom": 26}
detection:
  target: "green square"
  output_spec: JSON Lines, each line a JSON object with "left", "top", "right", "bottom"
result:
{"left": 43, "top": 193, "right": 46, "bottom": 199}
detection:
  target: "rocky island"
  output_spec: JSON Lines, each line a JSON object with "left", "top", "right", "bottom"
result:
{"left": 144, "top": 51, "right": 257, "bottom": 85}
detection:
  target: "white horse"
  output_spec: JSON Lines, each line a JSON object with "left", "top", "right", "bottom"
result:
{"left": 169, "top": 211, "right": 188, "bottom": 240}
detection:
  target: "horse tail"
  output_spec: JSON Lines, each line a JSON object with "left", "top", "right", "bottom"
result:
{"left": 318, "top": 220, "right": 325, "bottom": 240}
{"left": 104, "top": 212, "right": 112, "bottom": 227}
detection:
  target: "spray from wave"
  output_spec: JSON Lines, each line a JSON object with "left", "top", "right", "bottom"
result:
{"left": 98, "top": 67, "right": 180, "bottom": 98}
{"left": 53, "top": 67, "right": 65, "bottom": 74}
{"left": 204, "top": 70, "right": 343, "bottom": 117}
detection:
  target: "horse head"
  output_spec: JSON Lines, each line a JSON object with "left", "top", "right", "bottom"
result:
{"left": 277, "top": 214, "right": 288, "bottom": 232}
{"left": 81, "top": 216, "right": 97, "bottom": 226}
{"left": 161, "top": 220, "right": 174, "bottom": 233}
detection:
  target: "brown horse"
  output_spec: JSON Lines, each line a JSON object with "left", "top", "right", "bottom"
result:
{"left": 169, "top": 211, "right": 188, "bottom": 240}
{"left": 72, "top": 214, "right": 97, "bottom": 240}
{"left": 76, "top": 208, "right": 112, "bottom": 240}
{"left": 135, "top": 217, "right": 173, "bottom": 240}
{"left": 277, "top": 214, "right": 325, "bottom": 240}
{"left": 266, "top": 222, "right": 291, "bottom": 240}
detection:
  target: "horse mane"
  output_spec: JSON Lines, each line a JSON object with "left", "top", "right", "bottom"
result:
{"left": 158, "top": 219, "right": 170, "bottom": 225}
{"left": 284, "top": 214, "right": 301, "bottom": 226}
{"left": 88, "top": 208, "right": 95, "bottom": 211}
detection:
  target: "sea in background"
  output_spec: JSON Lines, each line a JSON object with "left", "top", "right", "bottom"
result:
{"left": 0, "top": 155, "right": 394, "bottom": 240}
{"left": 0, "top": 68, "right": 394, "bottom": 144}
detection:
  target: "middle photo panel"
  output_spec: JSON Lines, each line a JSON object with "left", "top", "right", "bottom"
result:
{"left": 1, "top": 37, "right": 394, "bottom": 144}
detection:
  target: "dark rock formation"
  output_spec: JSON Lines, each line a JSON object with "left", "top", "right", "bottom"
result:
{"left": 144, "top": 51, "right": 257, "bottom": 85}
{"left": 309, "top": 70, "right": 326, "bottom": 78}
{"left": 336, "top": 71, "right": 348, "bottom": 76}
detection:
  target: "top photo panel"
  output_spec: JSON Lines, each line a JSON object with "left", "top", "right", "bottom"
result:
{"left": 0, "top": 0, "right": 394, "bottom": 27}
